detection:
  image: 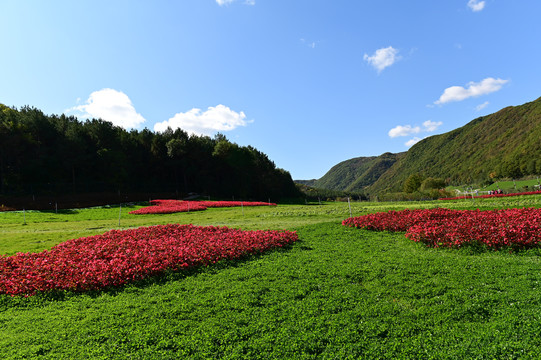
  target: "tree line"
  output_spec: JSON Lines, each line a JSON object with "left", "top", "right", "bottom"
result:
{"left": 0, "top": 104, "right": 300, "bottom": 201}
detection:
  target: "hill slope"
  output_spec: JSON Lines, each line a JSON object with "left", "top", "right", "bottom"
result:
{"left": 303, "top": 96, "right": 541, "bottom": 194}
{"left": 370, "top": 96, "right": 541, "bottom": 193}
{"left": 312, "top": 152, "right": 404, "bottom": 192}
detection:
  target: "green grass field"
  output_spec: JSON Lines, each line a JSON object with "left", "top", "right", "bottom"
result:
{"left": 447, "top": 177, "right": 541, "bottom": 193}
{"left": 2, "top": 195, "right": 541, "bottom": 359}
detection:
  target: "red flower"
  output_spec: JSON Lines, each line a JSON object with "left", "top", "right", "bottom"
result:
{"left": 0, "top": 224, "right": 297, "bottom": 297}
{"left": 130, "top": 200, "right": 276, "bottom": 215}
{"left": 343, "top": 208, "right": 541, "bottom": 250}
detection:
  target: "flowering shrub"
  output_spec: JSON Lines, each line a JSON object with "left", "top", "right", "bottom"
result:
{"left": 0, "top": 224, "right": 298, "bottom": 297}
{"left": 439, "top": 190, "right": 541, "bottom": 201}
{"left": 130, "top": 199, "right": 276, "bottom": 215}
{"left": 343, "top": 208, "right": 541, "bottom": 250}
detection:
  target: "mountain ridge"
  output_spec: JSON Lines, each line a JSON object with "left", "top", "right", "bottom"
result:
{"left": 297, "top": 96, "right": 541, "bottom": 194}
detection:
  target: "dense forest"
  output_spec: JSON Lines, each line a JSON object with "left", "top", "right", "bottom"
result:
{"left": 0, "top": 104, "right": 300, "bottom": 205}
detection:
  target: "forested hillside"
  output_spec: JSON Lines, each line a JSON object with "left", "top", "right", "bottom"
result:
{"left": 370, "top": 96, "right": 541, "bottom": 193}
{"left": 301, "top": 96, "right": 541, "bottom": 194}
{"left": 313, "top": 152, "right": 404, "bottom": 192}
{"left": 0, "top": 104, "right": 299, "bottom": 203}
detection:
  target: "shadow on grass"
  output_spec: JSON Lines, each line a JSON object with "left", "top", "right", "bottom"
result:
{"left": 40, "top": 209, "right": 79, "bottom": 215}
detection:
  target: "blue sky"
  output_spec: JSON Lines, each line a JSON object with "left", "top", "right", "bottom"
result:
{"left": 1, "top": 1, "right": 540, "bottom": 180}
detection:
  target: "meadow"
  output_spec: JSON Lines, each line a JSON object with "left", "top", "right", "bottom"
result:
{"left": 1, "top": 195, "right": 541, "bottom": 359}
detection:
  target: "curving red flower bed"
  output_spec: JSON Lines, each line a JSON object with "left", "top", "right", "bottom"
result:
{"left": 0, "top": 224, "right": 298, "bottom": 297}
{"left": 343, "top": 208, "right": 541, "bottom": 250}
{"left": 439, "top": 190, "right": 541, "bottom": 201}
{"left": 129, "top": 199, "right": 276, "bottom": 215}
{"left": 129, "top": 200, "right": 208, "bottom": 214}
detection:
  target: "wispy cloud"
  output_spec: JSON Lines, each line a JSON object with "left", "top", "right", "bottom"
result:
{"left": 67, "top": 88, "right": 146, "bottom": 129}
{"left": 476, "top": 101, "right": 490, "bottom": 111}
{"left": 405, "top": 137, "right": 422, "bottom": 147}
{"left": 216, "top": 0, "right": 234, "bottom": 5}
{"left": 389, "top": 120, "right": 443, "bottom": 148}
{"left": 468, "top": 0, "right": 486, "bottom": 12}
{"left": 422, "top": 120, "right": 443, "bottom": 132}
{"left": 300, "top": 38, "right": 317, "bottom": 49}
{"left": 388, "top": 120, "right": 442, "bottom": 138}
{"left": 154, "top": 105, "right": 252, "bottom": 136}
{"left": 216, "top": 0, "right": 254, "bottom": 6}
{"left": 363, "top": 46, "right": 401, "bottom": 73}
{"left": 388, "top": 125, "right": 420, "bottom": 138}
{"left": 434, "top": 77, "right": 509, "bottom": 105}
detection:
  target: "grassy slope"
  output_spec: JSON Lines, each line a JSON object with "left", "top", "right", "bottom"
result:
{"left": 2, "top": 197, "right": 541, "bottom": 358}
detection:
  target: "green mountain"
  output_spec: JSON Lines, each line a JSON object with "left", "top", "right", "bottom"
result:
{"left": 301, "top": 96, "right": 541, "bottom": 194}
{"left": 310, "top": 152, "right": 404, "bottom": 192}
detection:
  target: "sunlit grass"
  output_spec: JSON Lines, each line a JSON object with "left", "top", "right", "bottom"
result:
{"left": 2, "top": 195, "right": 541, "bottom": 358}
{"left": 2, "top": 195, "right": 541, "bottom": 255}
{"left": 3, "top": 218, "right": 541, "bottom": 358}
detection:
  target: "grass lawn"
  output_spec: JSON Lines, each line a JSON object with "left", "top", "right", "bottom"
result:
{"left": 1, "top": 195, "right": 541, "bottom": 358}
{"left": 447, "top": 177, "right": 541, "bottom": 193}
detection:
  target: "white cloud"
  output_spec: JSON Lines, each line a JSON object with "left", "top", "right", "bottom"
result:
{"left": 154, "top": 104, "right": 251, "bottom": 136}
{"left": 216, "top": 0, "right": 234, "bottom": 5}
{"left": 67, "top": 88, "right": 146, "bottom": 129}
{"left": 422, "top": 120, "right": 443, "bottom": 132}
{"left": 405, "top": 137, "right": 422, "bottom": 147}
{"left": 216, "top": 0, "right": 254, "bottom": 5}
{"left": 363, "top": 46, "right": 400, "bottom": 73}
{"left": 390, "top": 120, "right": 442, "bottom": 148}
{"left": 388, "top": 125, "right": 421, "bottom": 138}
{"left": 468, "top": 0, "right": 485, "bottom": 12}
{"left": 434, "top": 77, "right": 509, "bottom": 105}
{"left": 476, "top": 101, "right": 490, "bottom": 111}
{"left": 300, "top": 38, "right": 317, "bottom": 49}
{"left": 388, "top": 120, "right": 442, "bottom": 139}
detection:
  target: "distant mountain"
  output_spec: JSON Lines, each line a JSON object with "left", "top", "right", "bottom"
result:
{"left": 302, "top": 152, "right": 404, "bottom": 192}
{"left": 298, "top": 96, "right": 541, "bottom": 194}
{"left": 294, "top": 179, "right": 318, "bottom": 187}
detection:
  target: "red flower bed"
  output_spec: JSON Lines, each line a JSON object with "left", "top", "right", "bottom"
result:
{"left": 342, "top": 208, "right": 463, "bottom": 232}
{"left": 439, "top": 190, "right": 541, "bottom": 201}
{"left": 343, "top": 208, "right": 541, "bottom": 250}
{"left": 0, "top": 224, "right": 298, "bottom": 297}
{"left": 130, "top": 200, "right": 208, "bottom": 214}
{"left": 130, "top": 199, "right": 276, "bottom": 215}
{"left": 201, "top": 200, "right": 276, "bottom": 208}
